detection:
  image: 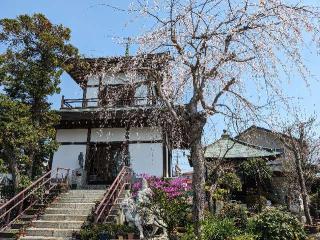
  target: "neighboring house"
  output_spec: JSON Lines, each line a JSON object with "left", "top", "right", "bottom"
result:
{"left": 204, "top": 130, "right": 281, "bottom": 162}
{"left": 51, "top": 53, "right": 174, "bottom": 187}
{"left": 236, "top": 125, "right": 310, "bottom": 212}
{"left": 236, "top": 125, "right": 290, "bottom": 172}
{"left": 204, "top": 130, "right": 282, "bottom": 202}
{"left": 204, "top": 127, "right": 306, "bottom": 209}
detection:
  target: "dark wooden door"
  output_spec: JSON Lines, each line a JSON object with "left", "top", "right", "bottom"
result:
{"left": 86, "top": 143, "right": 124, "bottom": 185}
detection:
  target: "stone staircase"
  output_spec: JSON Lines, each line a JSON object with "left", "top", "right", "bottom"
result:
{"left": 18, "top": 189, "right": 106, "bottom": 240}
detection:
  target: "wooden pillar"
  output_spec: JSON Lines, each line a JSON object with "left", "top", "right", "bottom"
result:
{"left": 82, "top": 83, "right": 88, "bottom": 108}
{"left": 61, "top": 95, "right": 65, "bottom": 109}
{"left": 84, "top": 127, "right": 91, "bottom": 183}
{"left": 124, "top": 124, "right": 130, "bottom": 167}
{"left": 162, "top": 131, "right": 168, "bottom": 178}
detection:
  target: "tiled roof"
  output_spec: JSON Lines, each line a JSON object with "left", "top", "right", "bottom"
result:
{"left": 66, "top": 52, "right": 170, "bottom": 85}
{"left": 205, "top": 132, "right": 281, "bottom": 159}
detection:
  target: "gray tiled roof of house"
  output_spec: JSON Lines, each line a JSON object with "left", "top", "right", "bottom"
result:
{"left": 204, "top": 131, "right": 281, "bottom": 159}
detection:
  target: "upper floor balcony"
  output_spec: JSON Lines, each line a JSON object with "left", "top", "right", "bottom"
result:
{"left": 60, "top": 95, "right": 158, "bottom": 110}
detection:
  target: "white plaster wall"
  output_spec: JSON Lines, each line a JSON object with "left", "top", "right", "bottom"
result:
{"left": 102, "top": 73, "right": 146, "bottom": 85}
{"left": 130, "top": 127, "right": 162, "bottom": 141}
{"left": 134, "top": 84, "right": 148, "bottom": 105}
{"left": 91, "top": 128, "right": 126, "bottom": 142}
{"left": 51, "top": 144, "right": 87, "bottom": 174}
{"left": 129, "top": 143, "right": 163, "bottom": 176}
{"left": 56, "top": 129, "right": 88, "bottom": 143}
{"left": 102, "top": 73, "right": 129, "bottom": 85}
{"left": 86, "top": 87, "right": 99, "bottom": 107}
{"left": 86, "top": 87, "right": 99, "bottom": 98}
{"left": 135, "top": 84, "right": 148, "bottom": 97}
{"left": 87, "top": 76, "right": 99, "bottom": 85}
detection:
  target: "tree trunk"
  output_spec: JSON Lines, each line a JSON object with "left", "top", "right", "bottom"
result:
{"left": 30, "top": 98, "right": 41, "bottom": 179}
{"left": 189, "top": 114, "right": 206, "bottom": 237}
{"left": 8, "top": 157, "right": 20, "bottom": 194}
{"left": 295, "top": 157, "right": 313, "bottom": 225}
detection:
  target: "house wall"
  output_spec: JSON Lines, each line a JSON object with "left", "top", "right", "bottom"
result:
{"left": 52, "top": 126, "right": 168, "bottom": 179}
{"left": 91, "top": 128, "right": 126, "bottom": 142}
{"left": 238, "top": 129, "right": 283, "bottom": 150}
{"left": 51, "top": 145, "right": 87, "bottom": 174}
{"left": 129, "top": 143, "right": 164, "bottom": 176}
{"left": 238, "top": 128, "right": 293, "bottom": 169}
{"left": 101, "top": 73, "right": 146, "bottom": 85}
{"left": 52, "top": 129, "right": 88, "bottom": 177}
{"left": 87, "top": 76, "right": 99, "bottom": 85}
{"left": 238, "top": 127, "right": 297, "bottom": 207}
{"left": 56, "top": 129, "right": 88, "bottom": 142}
{"left": 129, "top": 127, "right": 162, "bottom": 141}
{"left": 85, "top": 87, "right": 99, "bottom": 107}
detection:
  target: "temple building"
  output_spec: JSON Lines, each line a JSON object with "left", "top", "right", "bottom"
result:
{"left": 50, "top": 54, "right": 174, "bottom": 186}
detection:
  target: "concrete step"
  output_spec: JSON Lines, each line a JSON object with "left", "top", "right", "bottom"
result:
{"left": 45, "top": 208, "right": 91, "bottom": 215}
{"left": 26, "top": 228, "right": 75, "bottom": 237}
{"left": 63, "top": 190, "right": 106, "bottom": 195}
{"left": 59, "top": 196, "right": 104, "bottom": 201}
{"left": 59, "top": 193, "right": 104, "bottom": 199}
{"left": 32, "top": 220, "right": 83, "bottom": 229}
{"left": 68, "top": 189, "right": 106, "bottom": 193}
{"left": 50, "top": 203, "right": 95, "bottom": 209}
{"left": 58, "top": 197, "right": 101, "bottom": 203}
{"left": 40, "top": 214, "right": 88, "bottom": 221}
{"left": 18, "top": 189, "right": 109, "bottom": 239}
{"left": 80, "top": 185, "right": 108, "bottom": 190}
{"left": 20, "top": 214, "right": 37, "bottom": 221}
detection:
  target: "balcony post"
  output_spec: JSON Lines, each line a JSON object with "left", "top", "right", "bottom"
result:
{"left": 61, "top": 95, "right": 65, "bottom": 109}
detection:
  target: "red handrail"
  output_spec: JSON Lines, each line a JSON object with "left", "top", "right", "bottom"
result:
{"left": 0, "top": 171, "right": 51, "bottom": 212}
{"left": 94, "top": 166, "right": 132, "bottom": 223}
{"left": 0, "top": 168, "right": 70, "bottom": 231}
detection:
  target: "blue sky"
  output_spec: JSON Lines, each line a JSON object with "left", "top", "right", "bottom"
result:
{"left": 2, "top": 0, "right": 320, "bottom": 172}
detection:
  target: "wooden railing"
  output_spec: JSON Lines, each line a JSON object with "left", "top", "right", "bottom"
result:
{"left": 60, "top": 95, "right": 157, "bottom": 109}
{"left": 0, "top": 168, "right": 70, "bottom": 231}
{"left": 93, "top": 166, "right": 132, "bottom": 223}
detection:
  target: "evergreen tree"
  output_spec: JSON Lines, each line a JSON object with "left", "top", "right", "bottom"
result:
{"left": 0, "top": 94, "right": 38, "bottom": 192}
{"left": 0, "top": 13, "right": 78, "bottom": 178}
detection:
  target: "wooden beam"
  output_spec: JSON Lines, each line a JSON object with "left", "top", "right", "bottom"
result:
{"left": 162, "top": 132, "right": 168, "bottom": 178}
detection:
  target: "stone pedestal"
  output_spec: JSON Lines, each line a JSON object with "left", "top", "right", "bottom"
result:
{"left": 71, "top": 168, "right": 86, "bottom": 189}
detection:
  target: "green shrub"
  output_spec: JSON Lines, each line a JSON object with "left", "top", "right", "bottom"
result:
{"left": 230, "top": 233, "right": 258, "bottom": 240}
{"left": 245, "top": 194, "right": 267, "bottom": 213}
{"left": 218, "top": 202, "right": 249, "bottom": 229}
{"left": 250, "top": 207, "right": 306, "bottom": 240}
{"left": 181, "top": 216, "right": 240, "bottom": 240}
{"left": 180, "top": 225, "right": 197, "bottom": 240}
{"left": 78, "top": 224, "right": 137, "bottom": 240}
{"left": 218, "top": 172, "right": 242, "bottom": 192}
{"left": 203, "top": 217, "right": 239, "bottom": 240}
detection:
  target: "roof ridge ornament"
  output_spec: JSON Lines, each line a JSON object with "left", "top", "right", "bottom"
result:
{"left": 125, "top": 37, "right": 131, "bottom": 57}
{"left": 221, "top": 129, "right": 230, "bottom": 139}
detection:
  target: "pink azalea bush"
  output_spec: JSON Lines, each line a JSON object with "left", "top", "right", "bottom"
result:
{"left": 132, "top": 174, "right": 192, "bottom": 237}
{"left": 132, "top": 174, "right": 191, "bottom": 198}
